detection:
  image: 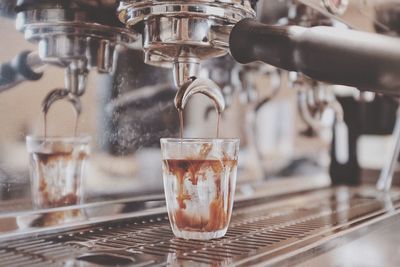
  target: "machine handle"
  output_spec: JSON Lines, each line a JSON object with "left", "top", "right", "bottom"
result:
{"left": 229, "top": 19, "right": 400, "bottom": 94}
{"left": 0, "top": 51, "right": 44, "bottom": 92}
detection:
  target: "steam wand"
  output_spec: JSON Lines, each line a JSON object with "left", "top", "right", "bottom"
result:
{"left": 294, "top": 75, "right": 349, "bottom": 164}
{"left": 377, "top": 106, "right": 400, "bottom": 191}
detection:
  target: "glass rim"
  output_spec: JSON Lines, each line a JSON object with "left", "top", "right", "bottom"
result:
{"left": 160, "top": 138, "right": 239, "bottom": 144}
{"left": 26, "top": 135, "right": 92, "bottom": 144}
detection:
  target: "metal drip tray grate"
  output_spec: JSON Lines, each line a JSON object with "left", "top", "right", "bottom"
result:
{"left": 1, "top": 187, "right": 399, "bottom": 266}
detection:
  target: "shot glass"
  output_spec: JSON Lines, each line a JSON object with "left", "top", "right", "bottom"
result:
{"left": 161, "top": 138, "right": 240, "bottom": 240}
{"left": 26, "top": 135, "right": 91, "bottom": 209}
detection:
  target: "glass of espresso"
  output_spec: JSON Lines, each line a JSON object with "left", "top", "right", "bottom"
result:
{"left": 26, "top": 136, "right": 91, "bottom": 209}
{"left": 161, "top": 138, "right": 240, "bottom": 240}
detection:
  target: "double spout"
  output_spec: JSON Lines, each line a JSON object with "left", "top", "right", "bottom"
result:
{"left": 42, "top": 61, "right": 87, "bottom": 116}
{"left": 174, "top": 77, "right": 226, "bottom": 114}
{"left": 172, "top": 59, "right": 225, "bottom": 115}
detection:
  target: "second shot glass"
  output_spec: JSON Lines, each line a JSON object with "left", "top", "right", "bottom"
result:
{"left": 26, "top": 135, "right": 91, "bottom": 209}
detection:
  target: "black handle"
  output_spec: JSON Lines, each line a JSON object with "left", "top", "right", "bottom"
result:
{"left": 0, "top": 50, "right": 43, "bottom": 92}
{"left": 229, "top": 19, "right": 400, "bottom": 93}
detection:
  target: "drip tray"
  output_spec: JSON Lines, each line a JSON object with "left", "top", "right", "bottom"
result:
{"left": 1, "top": 186, "right": 399, "bottom": 266}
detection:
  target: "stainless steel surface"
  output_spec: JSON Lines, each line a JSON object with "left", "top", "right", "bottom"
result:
{"left": 16, "top": 1, "right": 139, "bottom": 73}
{"left": 172, "top": 60, "right": 200, "bottom": 89}
{"left": 0, "top": 175, "right": 331, "bottom": 237}
{"left": 118, "top": 0, "right": 255, "bottom": 66}
{"left": 0, "top": 194, "right": 167, "bottom": 240}
{"left": 12, "top": 0, "right": 141, "bottom": 116}
{"left": 64, "top": 61, "right": 88, "bottom": 97}
{"left": 1, "top": 186, "right": 399, "bottom": 266}
{"left": 296, "top": 211, "right": 400, "bottom": 267}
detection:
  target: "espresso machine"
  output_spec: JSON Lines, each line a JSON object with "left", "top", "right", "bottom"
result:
{"left": 0, "top": 0, "right": 400, "bottom": 266}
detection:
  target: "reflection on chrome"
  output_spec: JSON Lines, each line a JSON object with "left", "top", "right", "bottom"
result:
{"left": 0, "top": 0, "right": 399, "bottom": 266}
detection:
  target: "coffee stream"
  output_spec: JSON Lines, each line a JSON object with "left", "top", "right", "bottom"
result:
{"left": 43, "top": 113, "right": 47, "bottom": 139}
{"left": 216, "top": 113, "right": 220, "bottom": 139}
{"left": 170, "top": 81, "right": 231, "bottom": 234}
{"left": 43, "top": 108, "right": 80, "bottom": 138}
{"left": 73, "top": 111, "right": 79, "bottom": 137}
{"left": 36, "top": 93, "right": 83, "bottom": 217}
{"left": 178, "top": 110, "right": 221, "bottom": 140}
{"left": 175, "top": 77, "right": 225, "bottom": 141}
{"left": 179, "top": 110, "right": 184, "bottom": 140}
{"left": 42, "top": 88, "right": 81, "bottom": 138}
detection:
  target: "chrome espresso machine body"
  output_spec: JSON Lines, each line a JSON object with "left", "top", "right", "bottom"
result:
{"left": 0, "top": 0, "right": 400, "bottom": 266}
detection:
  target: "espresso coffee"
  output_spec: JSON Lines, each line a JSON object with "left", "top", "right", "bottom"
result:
{"left": 163, "top": 158, "right": 237, "bottom": 236}
{"left": 30, "top": 150, "right": 88, "bottom": 208}
{"left": 27, "top": 135, "right": 91, "bottom": 210}
{"left": 164, "top": 78, "right": 232, "bottom": 239}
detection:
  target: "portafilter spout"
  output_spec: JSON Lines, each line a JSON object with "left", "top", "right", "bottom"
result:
{"left": 42, "top": 88, "right": 82, "bottom": 117}
{"left": 174, "top": 78, "right": 225, "bottom": 114}
{"left": 172, "top": 60, "right": 200, "bottom": 89}
{"left": 42, "top": 60, "right": 87, "bottom": 116}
